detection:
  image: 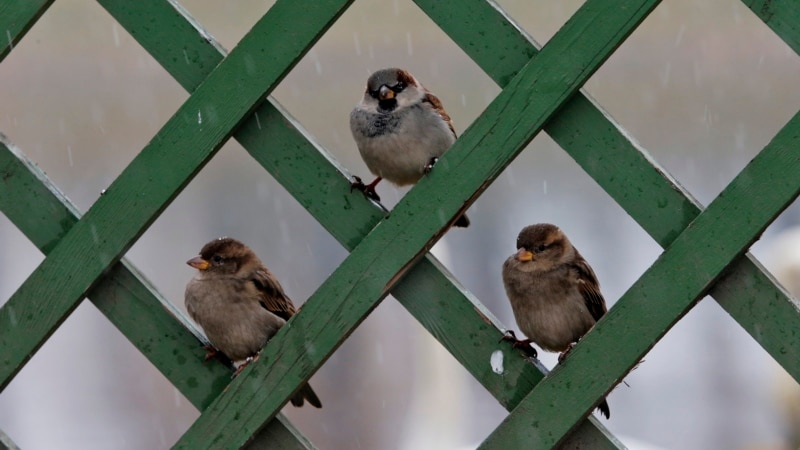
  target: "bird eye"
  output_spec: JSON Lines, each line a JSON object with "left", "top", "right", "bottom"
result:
{"left": 368, "top": 89, "right": 379, "bottom": 99}
{"left": 212, "top": 255, "right": 223, "bottom": 263}
{"left": 536, "top": 245, "right": 546, "bottom": 252}
{"left": 392, "top": 82, "right": 405, "bottom": 93}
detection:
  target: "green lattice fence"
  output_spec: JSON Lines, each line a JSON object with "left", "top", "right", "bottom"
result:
{"left": 2, "top": 0, "right": 800, "bottom": 449}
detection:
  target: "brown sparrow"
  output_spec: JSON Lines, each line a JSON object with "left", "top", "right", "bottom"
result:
{"left": 501, "top": 223, "right": 610, "bottom": 419}
{"left": 185, "top": 237, "right": 321, "bottom": 408}
{"left": 349, "top": 67, "right": 469, "bottom": 227}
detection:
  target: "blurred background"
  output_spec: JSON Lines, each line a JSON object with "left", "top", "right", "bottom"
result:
{"left": 2, "top": 0, "right": 800, "bottom": 448}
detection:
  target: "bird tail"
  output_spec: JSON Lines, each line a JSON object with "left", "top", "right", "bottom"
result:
{"left": 596, "top": 398, "right": 610, "bottom": 419}
{"left": 290, "top": 382, "right": 322, "bottom": 408}
{"left": 453, "top": 212, "right": 470, "bottom": 228}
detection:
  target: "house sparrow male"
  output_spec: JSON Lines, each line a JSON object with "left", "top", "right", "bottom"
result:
{"left": 501, "top": 223, "right": 610, "bottom": 419}
{"left": 349, "top": 67, "right": 469, "bottom": 227}
{"left": 185, "top": 237, "right": 321, "bottom": 408}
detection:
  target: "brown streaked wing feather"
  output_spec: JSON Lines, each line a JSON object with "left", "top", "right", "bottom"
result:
{"left": 252, "top": 268, "right": 297, "bottom": 321}
{"left": 422, "top": 92, "right": 457, "bottom": 138}
{"left": 571, "top": 256, "right": 607, "bottom": 323}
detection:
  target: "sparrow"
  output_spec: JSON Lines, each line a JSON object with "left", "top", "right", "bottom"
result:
{"left": 184, "top": 237, "right": 322, "bottom": 408}
{"left": 501, "top": 223, "right": 610, "bottom": 419}
{"left": 349, "top": 67, "right": 469, "bottom": 227}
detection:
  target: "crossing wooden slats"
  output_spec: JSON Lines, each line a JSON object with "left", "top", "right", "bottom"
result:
{"left": 479, "top": 111, "right": 800, "bottom": 449}
{"left": 0, "top": 0, "right": 353, "bottom": 391}
{"left": 394, "top": 257, "right": 624, "bottom": 448}
{"left": 0, "top": 137, "right": 314, "bottom": 449}
{"left": 0, "top": 0, "right": 797, "bottom": 448}
{"left": 96, "top": 0, "right": 384, "bottom": 250}
{"left": 99, "top": 1, "right": 618, "bottom": 446}
{"left": 418, "top": 0, "right": 800, "bottom": 382}
{"left": 172, "top": 1, "right": 661, "bottom": 447}
{"left": 0, "top": 0, "right": 53, "bottom": 61}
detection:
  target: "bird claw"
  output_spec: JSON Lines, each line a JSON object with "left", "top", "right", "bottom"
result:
{"left": 557, "top": 341, "right": 577, "bottom": 363}
{"left": 231, "top": 353, "right": 260, "bottom": 379}
{"left": 500, "top": 330, "right": 538, "bottom": 359}
{"left": 350, "top": 175, "right": 381, "bottom": 202}
{"left": 202, "top": 345, "right": 219, "bottom": 361}
{"left": 423, "top": 157, "right": 438, "bottom": 174}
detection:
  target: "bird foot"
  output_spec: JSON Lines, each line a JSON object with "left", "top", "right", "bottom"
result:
{"left": 500, "top": 330, "right": 538, "bottom": 359}
{"left": 231, "top": 353, "right": 260, "bottom": 378}
{"left": 423, "top": 157, "right": 438, "bottom": 174}
{"left": 202, "top": 345, "right": 219, "bottom": 361}
{"left": 350, "top": 175, "right": 381, "bottom": 202}
{"left": 557, "top": 341, "right": 577, "bottom": 363}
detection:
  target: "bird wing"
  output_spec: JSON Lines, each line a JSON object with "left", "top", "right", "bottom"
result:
{"left": 251, "top": 268, "right": 298, "bottom": 321}
{"left": 422, "top": 92, "right": 457, "bottom": 139}
{"left": 572, "top": 257, "right": 608, "bottom": 322}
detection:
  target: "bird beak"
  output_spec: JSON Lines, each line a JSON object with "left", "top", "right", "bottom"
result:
{"left": 515, "top": 248, "right": 534, "bottom": 262}
{"left": 378, "top": 85, "right": 394, "bottom": 101}
{"left": 187, "top": 256, "right": 210, "bottom": 270}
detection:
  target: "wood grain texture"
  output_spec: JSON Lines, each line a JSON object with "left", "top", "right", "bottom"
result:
{"left": 102, "top": 1, "right": 619, "bottom": 447}
{"left": 418, "top": 0, "right": 800, "bottom": 382}
{"left": 480, "top": 111, "right": 800, "bottom": 449}
{"left": 0, "top": 0, "right": 53, "bottom": 61}
{"left": 0, "top": 137, "right": 314, "bottom": 449}
{"left": 3, "top": 0, "right": 796, "bottom": 448}
{"left": 172, "top": 0, "right": 661, "bottom": 447}
{"left": 0, "top": 0, "right": 352, "bottom": 393}
{"left": 743, "top": 0, "right": 800, "bottom": 54}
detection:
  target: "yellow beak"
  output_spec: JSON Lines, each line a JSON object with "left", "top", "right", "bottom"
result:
{"left": 187, "top": 256, "right": 210, "bottom": 270}
{"left": 515, "top": 248, "right": 534, "bottom": 262}
{"left": 379, "top": 85, "right": 394, "bottom": 101}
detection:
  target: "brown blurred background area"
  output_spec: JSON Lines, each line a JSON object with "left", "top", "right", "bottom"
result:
{"left": 2, "top": 0, "right": 800, "bottom": 449}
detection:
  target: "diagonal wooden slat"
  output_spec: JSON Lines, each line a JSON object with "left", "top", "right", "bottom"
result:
{"left": 0, "top": 0, "right": 53, "bottom": 61}
{"left": 417, "top": 0, "right": 800, "bottom": 381}
{"left": 0, "top": 0, "right": 354, "bottom": 391}
{"left": 0, "top": 134, "right": 314, "bottom": 449}
{"left": 95, "top": 0, "right": 382, "bottom": 249}
{"left": 0, "top": 428, "right": 19, "bottom": 450}
{"left": 1, "top": 0, "right": 796, "bottom": 448}
{"left": 743, "top": 0, "right": 800, "bottom": 54}
{"left": 172, "top": 1, "right": 662, "bottom": 447}
{"left": 98, "top": 1, "right": 619, "bottom": 446}
{"left": 480, "top": 111, "right": 800, "bottom": 448}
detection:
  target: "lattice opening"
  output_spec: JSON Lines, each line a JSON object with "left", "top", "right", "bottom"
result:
{"left": 1, "top": 1, "right": 799, "bottom": 449}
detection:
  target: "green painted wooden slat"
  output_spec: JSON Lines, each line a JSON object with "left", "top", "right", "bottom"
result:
{"left": 0, "top": 0, "right": 53, "bottom": 61}
{"left": 743, "top": 0, "right": 800, "bottom": 54}
{"left": 418, "top": 0, "right": 800, "bottom": 381}
{"left": 0, "top": 137, "right": 314, "bottom": 449}
{"left": 553, "top": 100, "right": 800, "bottom": 380}
{"left": 172, "top": 1, "right": 661, "bottom": 447}
{"left": 0, "top": 0, "right": 353, "bottom": 390}
{"left": 99, "top": 2, "right": 618, "bottom": 447}
{"left": 479, "top": 112, "right": 800, "bottom": 448}
{"left": 99, "top": 0, "right": 800, "bottom": 427}
{"left": 0, "top": 428, "right": 19, "bottom": 450}
{"left": 395, "top": 257, "right": 626, "bottom": 449}
{"left": 4, "top": 0, "right": 792, "bottom": 446}
{"left": 96, "top": 0, "right": 227, "bottom": 95}
{"left": 96, "top": 0, "right": 382, "bottom": 251}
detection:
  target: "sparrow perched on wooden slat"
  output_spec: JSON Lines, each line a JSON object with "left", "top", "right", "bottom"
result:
{"left": 502, "top": 223, "right": 610, "bottom": 419}
{"left": 350, "top": 67, "right": 469, "bottom": 227}
{"left": 185, "top": 237, "right": 321, "bottom": 408}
